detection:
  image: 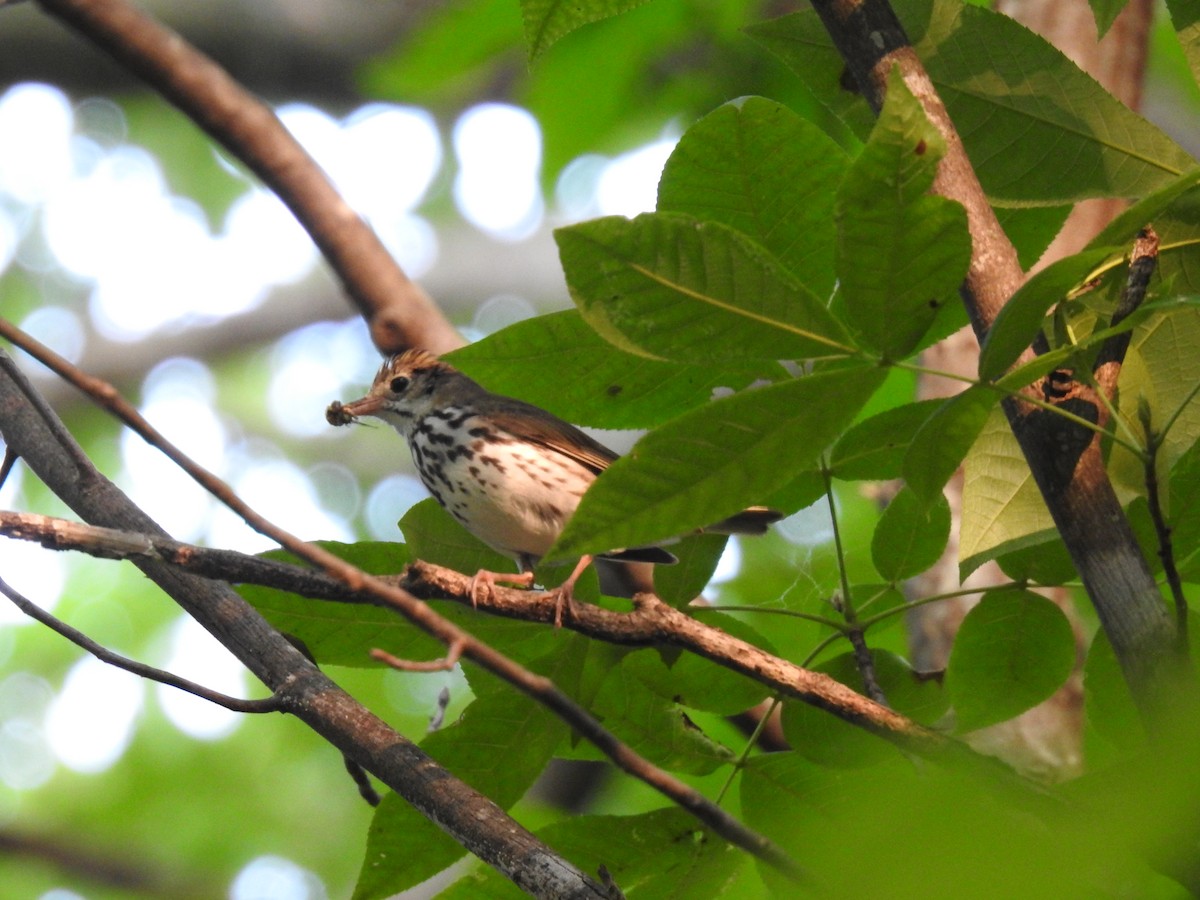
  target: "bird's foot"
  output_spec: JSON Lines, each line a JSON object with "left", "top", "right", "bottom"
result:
{"left": 468, "top": 569, "right": 536, "bottom": 609}
{"left": 548, "top": 555, "right": 593, "bottom": 628}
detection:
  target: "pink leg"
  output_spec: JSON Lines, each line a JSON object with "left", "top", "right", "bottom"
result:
{"left": 468, "top": 569, "right": 535, "bottom": 608}
{"left": 549, "top": 554, "right": 593, "bottom": 627}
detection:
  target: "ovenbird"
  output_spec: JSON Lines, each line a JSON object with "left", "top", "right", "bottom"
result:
{"left": 327, "top": 349, "right": 780, "bottom": 622}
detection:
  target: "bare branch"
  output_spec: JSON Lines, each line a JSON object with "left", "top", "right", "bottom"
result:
{"left": 34, "top": 0, "right": 462, "bottom": 356}
{"left": 0, "top": 575, "right": 282, "bottom": 713}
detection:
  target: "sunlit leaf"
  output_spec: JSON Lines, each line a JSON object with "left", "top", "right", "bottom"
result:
{"left": 751, "top": 0, "right": 1195, "bottom": 203}
{"left": 978, "top": 247, "right": 1125, "bottom": 381}
{"left": 960, "top": 406, "right": 1057, "bottom": 574}
{"left": 904, "top": 385, "right": 996, "bottom": 505}
{"left": 658, "top": 96, "right": 850, "bottom": 296}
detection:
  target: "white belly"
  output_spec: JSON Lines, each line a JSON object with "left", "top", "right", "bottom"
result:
{"left": 408, "top": 412, "right": 594, "bottom": 564}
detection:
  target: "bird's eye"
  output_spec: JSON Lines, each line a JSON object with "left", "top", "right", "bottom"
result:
{"left": 390, "top": 376, "right": 410, "bottom": 393}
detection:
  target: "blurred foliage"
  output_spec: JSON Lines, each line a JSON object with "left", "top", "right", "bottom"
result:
{"left": 2, "top": 0, "right": 1200, "bottom": 897}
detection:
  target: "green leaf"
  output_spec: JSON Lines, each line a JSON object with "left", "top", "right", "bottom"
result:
{"left": 903, "top": 385, "right": 997, "bottom": 504}
{"left": 354, "top": 663, "right": 569, "bottom": 899}
{"left": 658, "top": 96, "right": 850, "bottom": 297}
{"left": 1118, "top": 306, "right": 1200, "bottom": 478}
{"left": 591, "top": 663, "right": 736, "bottom": 774}
{"left": 836, "top": 71, "right": 971, "bottom": 360}
{"left": 401, "top": 497, "right": 514, "bottom": 578}
{"left": 945, "top": 588, "right": 1075, "bottom": 732}
{"left": 1165, "top": 0, "right": 1200, "bottom": 86}
{"left": 549, "top": 366, "right": 886, "bottom": 561}
{"left": 978, "top": 247, "right": 1124, "bottom": 381}
{"left": 555, "top": 212, "right": 855, "bottom": 362}
{"left": 751, "top": 0, "right": 1196, "bottom": 203}
{"left": 1082, "top": 629, "right": 1151, "bottom": 762}
{"left": 960, "top": 406, "right": 1058, "bottom": 575}
{"left": 623, "top": 611, "right": 774, "bottom": 714}
{"left": 353, "top": 794, "right": 464, "bottom": 900}
{"left": 1089, "top": 0, "right": 1128, "bottom": 37}
{"left": 239, "top": 542, "right": 441, "bottom": 668}
{"left": 519, "top": 0, "right": 651, "bottom": 60}
{"left": 537, "top": 809, "right": 746, "bottom": 896}
{"left": 872, "top": 487, "right": 952, "bottom": 581}
{"left": 447, "top": 310, "right": 786, "bottom": 429}
{"left": 995, "top": 535, "right": 1079, "bottom": 585}
{"left": 995, "top": 205, "right": 1073, "bottom": 271}
{"left": 829, "top": 398, "right": 944, "bottom": 480}
{"left": 652, "top": 532, "right": 729, "bottom": 607}
{"left": 1169, "top": 437, "right": 1200, "bottom": 578}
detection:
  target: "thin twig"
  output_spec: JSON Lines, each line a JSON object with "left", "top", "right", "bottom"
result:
{"left": 0, "top": 575, "right": 281, "bottom": 713}
{"left": 372, "top": 640, "right": 465, "bottom": 673}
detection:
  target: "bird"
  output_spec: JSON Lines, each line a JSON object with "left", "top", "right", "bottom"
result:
{"left": 327, "top": 349, "right": 781, "bottom": 624}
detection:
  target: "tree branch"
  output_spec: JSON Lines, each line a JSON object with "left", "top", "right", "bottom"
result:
{"left": 0, "top": 506, "right": 1052, "bottom": 804}
{"left": 809, "top": 0, "right": 1187, "bottom": 723}
{"left": 0, "top": 575, "right": 281, "bottom": 713}
{"left": 34, "top": 0, "right": 462, "bottom": 356}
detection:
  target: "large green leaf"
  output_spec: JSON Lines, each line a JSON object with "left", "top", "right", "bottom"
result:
{"left": 534, "top": 809, "right": 746, "bottom": 897}
{"left": 782, "top": 651, "right": 946, "bottom": 768}
{"left": 960, "top": 405, "right": 1057, "bottom": 574}
{"left": 751, "top": 0, "right": 1196, "bottom": 203}
{"left": 1109, "top": 308, "right": 1200, "bottom": 497}
{"left": 519, "top": 0, "right": 650, "bottom": 60}
{"left": 447, "top": 310, "right": 785, "bottom": 430}
{"left": 549, "top": 365, "right": 885, "bottom": 561}
{"left": 555, "top": 212, "right": 856, "bottom": 362}
{"left": 1165, "top": 0, "right": 1200, "bottom": 86}
{"left": 829, "top": 398, "right": 944, "bottom": 480}
{"left": 622, "top": 612, "right": 774, "bottom": 714}
{"left": 658, "top": 96, "right": 850, "bottom": 297}
{"left": 945, "top": 588, "right": 1075, "bottom": 733}
{"left": 590, "top": 662, "right": 735, "bottom": 774}
{"left": 836, "top": 72, "right": 970, "bottom": 360}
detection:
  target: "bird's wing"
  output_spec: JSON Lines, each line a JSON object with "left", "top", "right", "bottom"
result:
{"left": 488, "top": 399, "right": 617, "bottom": 475}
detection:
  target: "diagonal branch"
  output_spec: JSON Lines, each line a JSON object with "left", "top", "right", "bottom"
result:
{"left": 34, "top": 0, "right": 461, "bottom": 356}
{"left": 0, "top": 575, "right": 281, "bottom": 714}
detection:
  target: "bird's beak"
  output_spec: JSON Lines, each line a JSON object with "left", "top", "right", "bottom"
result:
{"left": 340, "top": 395, "right": 386, "bottom": 417}
{"left": 326, "top": 393, "right": 385, "bottom": 426}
